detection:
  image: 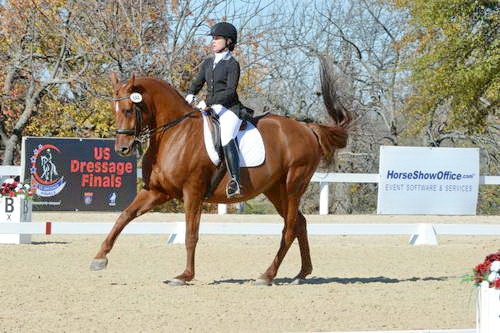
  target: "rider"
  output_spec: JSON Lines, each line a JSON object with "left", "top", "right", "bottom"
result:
{"left": 185, "top": 22, "right": 243, "bottom": 198}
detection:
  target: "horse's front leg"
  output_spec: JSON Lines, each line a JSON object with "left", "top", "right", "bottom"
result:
{"left": 169, "top": 188, "right": 203, "bottom": 286}
{"left": 90, "top": 188, "right": 168, "bottom": 271}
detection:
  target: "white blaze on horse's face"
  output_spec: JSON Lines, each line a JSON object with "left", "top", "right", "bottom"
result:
{"left": 115, "top": 102, "right": 120, "bottom": 113}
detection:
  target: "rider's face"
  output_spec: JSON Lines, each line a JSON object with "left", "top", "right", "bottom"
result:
{"left": 211, "top": 36, "right": 227, "bottom": 53}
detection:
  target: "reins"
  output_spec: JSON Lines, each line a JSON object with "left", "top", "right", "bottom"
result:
{"left": 135, "top": 109, "right": 197, "bottom": 142}
{"left": 111, "top": 94, "right": 197, "bottom": 156}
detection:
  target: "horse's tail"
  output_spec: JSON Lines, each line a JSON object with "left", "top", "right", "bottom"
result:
{"left": 306, "top": 55, "right": 351, "bottom": 163}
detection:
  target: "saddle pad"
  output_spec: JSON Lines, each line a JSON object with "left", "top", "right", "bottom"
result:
{"left": 202, "top": 116, "right": 265, "bottom": 167}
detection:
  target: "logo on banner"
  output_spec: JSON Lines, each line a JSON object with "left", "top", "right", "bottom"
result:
{"left": 30, "top": 144, "right": 66, "bottom": 197}
{"left": 108, "top": 192, "right": 117, "bottom": 206}
{"left": 84, "top": 192, "right": 94, "bottom": 205}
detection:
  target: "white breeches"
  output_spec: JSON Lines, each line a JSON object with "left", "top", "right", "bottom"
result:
{"left": 211, "top": 104, "right": 242, "bottom": 146}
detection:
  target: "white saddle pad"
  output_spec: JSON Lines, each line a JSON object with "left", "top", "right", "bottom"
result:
{"left": 202, "top": 115, "right": 265, "bottom": 167}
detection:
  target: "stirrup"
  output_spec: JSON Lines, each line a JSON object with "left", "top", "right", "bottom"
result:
{"left": 226, "top": 178, "right": 242, "bottom": 198}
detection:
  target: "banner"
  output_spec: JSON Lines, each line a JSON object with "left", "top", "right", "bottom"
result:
{"left": 21, "top": 137, "right": 137, "bottom": 211}
{"left": 377, "top": 146, "right": 479, "bottom": 215}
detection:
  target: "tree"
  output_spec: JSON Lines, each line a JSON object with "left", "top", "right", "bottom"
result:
{"left": 0, "top": 0, "right": 278, "bottom": 165}
{"left": 0, "top": 0, "right": 89, "bottom": 165}
{"left": 254, "top": 0, "right": 408, "bottom": 213}
{"left": 389, "top": 0, "right": 499, "bottom": 137}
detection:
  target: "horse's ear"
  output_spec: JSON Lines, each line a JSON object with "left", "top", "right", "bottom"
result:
{"left": 110, "top": 72, "right": 120, "bottom": 89}
{"left": 124, "top": 73, "right": 136, "bottom": 92}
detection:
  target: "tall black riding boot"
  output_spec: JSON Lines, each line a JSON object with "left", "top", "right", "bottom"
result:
{"left": 222, "top": 139, "right": 242, "bottom": 198}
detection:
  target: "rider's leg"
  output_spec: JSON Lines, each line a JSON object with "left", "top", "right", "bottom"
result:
{"left": 223, "top": 138, "right": 241, "bottom": 197}
{"left": 211, "top": 104, "right": 242, "bottom": 198}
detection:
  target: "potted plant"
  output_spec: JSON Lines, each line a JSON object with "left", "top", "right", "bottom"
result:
{"left": 469, "top": 251, "right": 500, "bottom": 332}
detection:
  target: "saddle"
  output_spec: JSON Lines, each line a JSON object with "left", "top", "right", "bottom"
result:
{"left": 202, "top": 107, "right": 259, "bottom": 159}
{"left": 202, "top": 107, "right": 268, "bottom": 200}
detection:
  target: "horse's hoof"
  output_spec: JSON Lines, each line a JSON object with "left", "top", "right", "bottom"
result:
{"left": 168, "top": 279, "right": 186, "bottom": 286}
{"left": 291, "top": 278, "right": 304, "bottom": 285}
{"left": 90, "top": 258, "right": 108, "bottom": 271}
{"left": 254, "top": 278, "right": 272, "bottom": 286}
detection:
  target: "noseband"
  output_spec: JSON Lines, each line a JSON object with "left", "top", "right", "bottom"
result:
{"left": 112, "top": 95, "right": 145, "bottom": 137}
{"left": 111, "top": 94, "right": 197, "bottom": 156}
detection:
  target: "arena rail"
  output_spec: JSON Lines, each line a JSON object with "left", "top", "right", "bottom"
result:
{"left": 2, "top": 166, "right": 499, "bottom": 215}
{"left": 1, "top": 221, "right": 500, "bottom": 246}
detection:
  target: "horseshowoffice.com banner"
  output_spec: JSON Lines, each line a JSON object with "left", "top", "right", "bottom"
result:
{"left": 377, "top": 146, "right": 480, "bottom": 215}
{"left": 21, "top": 137, "right": 137, "bottom": 211}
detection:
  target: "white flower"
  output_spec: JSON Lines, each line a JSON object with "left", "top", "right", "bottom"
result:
{"left": 491, "top": 261, "right": 500, "bottom": 272}
{"left": 488, "top": 271, "right": 498, "bottom": 282}
{"left": 24, "top": 184, "right": 30, "bottom": 190}
{"left": 15, "top": 184, "right": 22, "bottom": 190}
{"left": 4, "top": 178, "right": 14, "bottom": 184}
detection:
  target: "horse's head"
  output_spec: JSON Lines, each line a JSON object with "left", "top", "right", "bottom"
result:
{"left": 110, "top": 73, "right": 150, "bottom": 156}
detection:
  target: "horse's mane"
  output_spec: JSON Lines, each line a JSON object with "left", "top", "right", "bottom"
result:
{"left": 134, "top": 77, "right": 187, "bottom": 102}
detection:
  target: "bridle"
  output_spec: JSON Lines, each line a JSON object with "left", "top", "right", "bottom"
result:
{"left": 111, "top": 94, "right": 197, "bottom": 156}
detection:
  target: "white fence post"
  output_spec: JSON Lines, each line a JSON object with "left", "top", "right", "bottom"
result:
{"left": 218, "top": 204, "right": 227, "bottom": 215}
{"left": 0, "top": 197, "right": 32, "bottom": 244}
{"left": 319, "top": 182, "right": 329, "bottom": 215}
{"left": 478, "top": 281, "right": 500, "bottom": 332}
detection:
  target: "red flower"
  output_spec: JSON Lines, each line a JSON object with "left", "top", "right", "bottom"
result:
{"left": 8, "top": 191, "right": 15, "bottom": 197}
{"left": 485, "top": 251, "right": 500, "bottom": 263}
{"left": 474, "top": 262, "right": 491, "bottom": 275}
{"left": 494, "top": 279, "right": 500, "bottom": 289}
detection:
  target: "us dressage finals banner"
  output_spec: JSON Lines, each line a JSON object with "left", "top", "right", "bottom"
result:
{"left": 20, "top": 137, "right": 137, "bottom": 211}
{"left": 377, "top": 146, "right": 480, "bottom": 215}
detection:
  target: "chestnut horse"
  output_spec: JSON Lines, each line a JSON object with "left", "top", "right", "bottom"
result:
{"left": 90, "top": 57, "right": 349, "bottom": 285}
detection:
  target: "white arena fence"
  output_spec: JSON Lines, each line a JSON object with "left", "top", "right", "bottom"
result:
{"left": 145, "top": 169, "right": 499, "bottom": 215}
{"left": 1, "top": 166, "right": 498, "bottom": 246}
{"left": 2, "top": 221, "right": 500, "bottom": 246}
{"left": 1, "top": 166, "right": 498, "bottom": 215}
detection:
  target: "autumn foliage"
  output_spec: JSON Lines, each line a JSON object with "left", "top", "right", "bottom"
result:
{"left": 390, "top": 0, "right": 499, "bottom": 135}
{"left": 0, "top": 0, "right": 267, "bottom": 164}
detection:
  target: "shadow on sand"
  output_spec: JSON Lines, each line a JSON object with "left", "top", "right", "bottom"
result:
{"left": 208, "top": 275, "right": 451, "bottom": 286}
{"left": 31, "top": 241, "right": 70, "bottom": 245}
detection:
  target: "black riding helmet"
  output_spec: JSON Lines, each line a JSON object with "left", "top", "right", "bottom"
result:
{"left": 209, "top": 22, "right": 237, "bottom": 51}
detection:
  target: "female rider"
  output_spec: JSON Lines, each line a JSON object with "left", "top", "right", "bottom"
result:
{"left": 185, "top": 22, "right": 243, "bottom": 198}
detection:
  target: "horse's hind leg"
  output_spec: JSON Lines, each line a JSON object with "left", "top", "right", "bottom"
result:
{"left": 260, "top": 174, "right": 312, "bottom": 285}
{"left": 90, "top": 189, "right": 168, "bottom": 271}
{"left": 294, "top": 211, "right": 312, "bottom": 281}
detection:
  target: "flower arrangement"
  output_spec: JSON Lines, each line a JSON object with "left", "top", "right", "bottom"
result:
{"left": 469, "top": 250, "right": 500, "bottom": 289}
{"left": 1, "top": 178, "right": 34, "bottom": 198}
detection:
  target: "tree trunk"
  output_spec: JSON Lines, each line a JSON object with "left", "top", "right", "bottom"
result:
{"left": 2, "top": 134, "right": 18, "bottom": 166}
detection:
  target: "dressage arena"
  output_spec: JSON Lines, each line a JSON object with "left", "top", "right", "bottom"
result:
{"left": 1, "top": 212, "right": 499, "bottom": 332}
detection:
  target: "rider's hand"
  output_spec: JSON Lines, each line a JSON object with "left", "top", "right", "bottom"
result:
{"left": 185, "top": 94, "right": 195, "bottom": 104}
{"left": 196, "top": 100, "right": 207, "bottom": 110}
